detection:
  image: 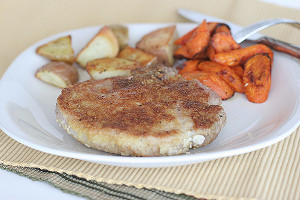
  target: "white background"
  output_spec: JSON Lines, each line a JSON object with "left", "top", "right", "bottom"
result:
{"left": 1, "top": 1, "right": 299, "bottom": 200}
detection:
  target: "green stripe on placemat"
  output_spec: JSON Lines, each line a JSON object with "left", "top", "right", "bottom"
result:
{"left": 0, "top": 163, "right": 209, "bottom": 200}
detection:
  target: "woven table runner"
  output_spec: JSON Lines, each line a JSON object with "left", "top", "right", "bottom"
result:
{"left": 1, "top": 1, "right": 299, "bottom": 200}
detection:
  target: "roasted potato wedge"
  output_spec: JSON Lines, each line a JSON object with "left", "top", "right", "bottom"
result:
{"left": 108, "top": 24, "right": 129, "bottom": 50}
{"left": 243, "top": 53, "right": 272, "bottom": 103}
{"left": 86, "top": 58, "right": 141, "bottom": 80}
{"left": 136, "top": 25, "right": 178, "bottom": 66}
{"left": 212, "top": 44, "right": 273, "bottom": 67}
{"left": 75, "top": 26, "right": 119, "bottom": 68}
{"left": 36, "top": 35, "right": 74, "bottom": 63}
{"left": 35, "top": 61, "right": 78, "bottom": 88}
{"left": 117, "top": 46, "right": 157, "bottom": 67}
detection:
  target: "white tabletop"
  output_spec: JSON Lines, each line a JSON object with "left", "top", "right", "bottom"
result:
{"left": 0, "top": 169, "right": 85, "bottom": 200}
{"left": 1, "top": 1, "right": 299, "bottom": 199}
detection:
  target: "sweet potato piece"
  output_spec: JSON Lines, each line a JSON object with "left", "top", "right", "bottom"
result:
{"left": 178, "top": 60, "right": 200, "bottom": 74}
{"left": 206, "top": 32, "right": 240, "bottom": 61}
{"left": 243, "top": 53, "right": 272, "bottom": 103}
{"left": 174, "top": 45, "right": 207, "bottom": 60}
{"left": 197, "top": 61, "right": 244, "bottom": 93}
{"left": 186, "top": 20, "right": 210, "bottom": 57}
{"left": 206, "top": 42, "right": 216, "bottom": 61}
{"left": 214, "top": 23, "right": 231, "bottom": 34}
{"left": 181, "top": 71, "right": 203, "bottom": 81}
{"left": 173, "top": 45, "right": 192, "bottom": 59}
{"left": 182, "top": 71, "right": 234, "bottom": 100}
{"left": 174, "top": 27, "right": 197, "bottom": 45}
{"left": 198, "top": 72, "right": 235, "bottom": 100}
{"left": 193, "top": 51, "right": 208, "bottom": 59}
{"left": 211, "top": 32, "right": 240, "bottom": 53}
{"left": 207, "top": 22, "right": 219, "bottom": 35}
{"left": 231, "top": 66, "right": 244, "bottom": 79}
{"left": 174, "top": 21, "right": 214, "bottom": 59}
{"left": 174, "top": 22, "right": 218, "bottom": 46}
{"left": 212, "top": 44, "right": 273, "bottom": 67}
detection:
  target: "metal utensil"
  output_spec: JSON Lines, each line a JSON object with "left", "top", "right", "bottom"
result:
{"left": 178, "top": 8, "right": 300, "bottom": 59}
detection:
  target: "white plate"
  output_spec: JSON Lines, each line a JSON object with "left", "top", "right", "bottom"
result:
{"left": 0, "top": 22, "right": 300, "bottom": 168}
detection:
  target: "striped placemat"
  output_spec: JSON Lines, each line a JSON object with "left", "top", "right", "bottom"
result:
{"left": 1, "top": 0, "right": 300, "bottom": 199}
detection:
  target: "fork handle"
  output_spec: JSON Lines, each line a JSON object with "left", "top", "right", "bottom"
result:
{"left": 255, "top": 36, "right": 300, "bottom": 59}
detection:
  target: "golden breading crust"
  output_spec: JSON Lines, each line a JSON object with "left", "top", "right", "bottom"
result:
{"left": 56, "top": 65, "right": 226, "bottom": 156}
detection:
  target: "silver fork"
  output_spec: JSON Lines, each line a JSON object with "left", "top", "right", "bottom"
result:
{"left": 178, "top": 9, "right": 300, "bottom": 59}
{"left": 233, "top": 18, "right": 300, "bottom": 43}
{"left": 233, "top": 19, "right": 300, "bottom": 59}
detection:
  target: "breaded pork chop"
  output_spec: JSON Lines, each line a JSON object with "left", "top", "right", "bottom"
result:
{"left": 56, "top": 65, "right": 226, "bottom": 156}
